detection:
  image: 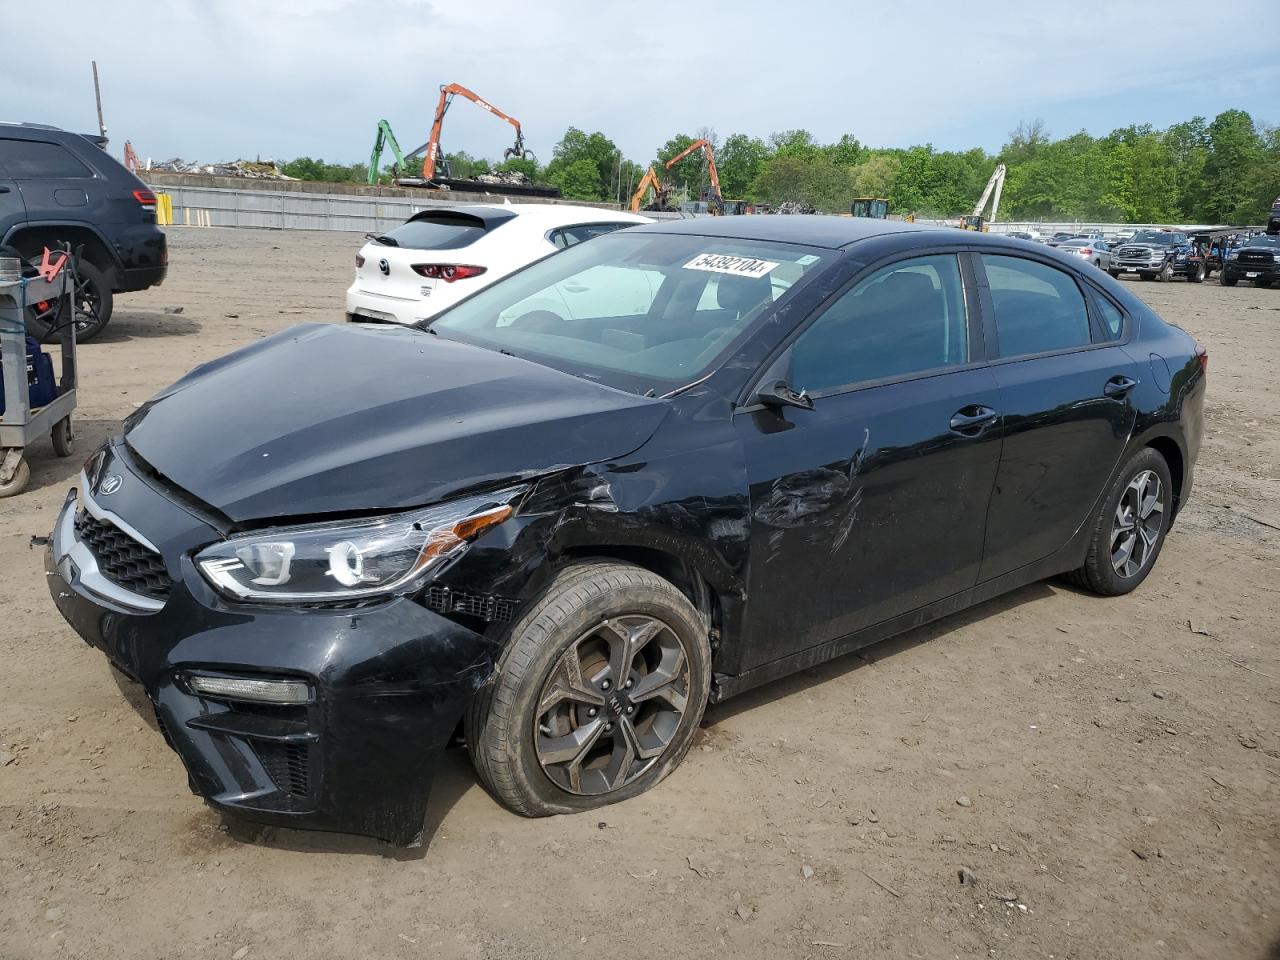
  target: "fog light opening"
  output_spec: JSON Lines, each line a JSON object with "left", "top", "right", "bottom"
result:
{"left": 186, "top": 674, "right": 312, "bottom": 704}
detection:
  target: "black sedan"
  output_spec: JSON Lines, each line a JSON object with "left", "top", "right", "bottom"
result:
{"left": 45, "top": 217, "right": 1206, "bottom": 844}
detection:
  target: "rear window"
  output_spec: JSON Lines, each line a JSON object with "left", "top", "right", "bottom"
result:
{"left": 377, "top": 214, "right": 489, "bottom": 251}
{"left": 0, "top": 139, "right": 94, "bottom": 179}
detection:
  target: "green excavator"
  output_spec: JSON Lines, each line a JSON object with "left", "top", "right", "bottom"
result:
{"left": 367, "top": 119, "right": 410, "bottom": 185}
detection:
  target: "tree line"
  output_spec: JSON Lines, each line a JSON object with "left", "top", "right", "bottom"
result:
{"left": 282, "top": 109, "right": 1278, "bottom": 224}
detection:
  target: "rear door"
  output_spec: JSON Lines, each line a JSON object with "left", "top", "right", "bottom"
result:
{"left": 0, "top": 137, "right": 104, "bottom": 226}
{"left": 0, "top": 151, "right": 25, "bottom": 243}
{"left": 974, "top": 252, "right": 1140, "bottom": 581}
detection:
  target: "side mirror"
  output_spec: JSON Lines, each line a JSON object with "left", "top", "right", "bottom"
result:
{"left": 754, "top": 379, "right": 813, "bottom": 411}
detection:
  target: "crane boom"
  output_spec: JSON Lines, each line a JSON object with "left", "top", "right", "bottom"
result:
{"left": 664, "top": 138, "right": 723, "bottom": 209}
{"left": 420, "top": 83, "right": 532, "bottom": 182}
{"left": 629, "top": 166, "right": 665, "bottom": 213}
{"left": 971, "top": 163, "right": 1006, "bottom": 223}
{"left": 368, "top": 120, "right": 408, "bottom": 185}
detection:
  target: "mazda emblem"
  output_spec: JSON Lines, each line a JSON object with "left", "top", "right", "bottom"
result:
{"left": 99, "top": 473, "right": 123, "bottom": 496}
{"left": 378, "top": 258, "right": 390, "bottom": 276}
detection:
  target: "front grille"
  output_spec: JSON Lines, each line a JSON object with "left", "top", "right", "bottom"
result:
{"left": 74, "top": 511, "right": 173, "bottom": 601}
{"left": 254, "top": 741, "right": 311, "bottom": 800}
{"left": 1237, "top": 253, "right": 1275, "bottom": 265}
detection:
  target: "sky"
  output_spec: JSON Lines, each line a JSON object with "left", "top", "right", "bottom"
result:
{"left": 3, "top": 0, "right": 1278, "bottom": 168}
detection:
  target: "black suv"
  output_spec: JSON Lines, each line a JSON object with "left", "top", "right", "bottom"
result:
{"left": 0, "top": 122, "right": 167, "bottom": 340}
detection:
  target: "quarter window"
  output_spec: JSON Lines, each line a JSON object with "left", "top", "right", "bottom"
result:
{"left": 0, "top": 139, "right": 94, "bottom": 179}
{"left": 1094, "top": 296, "right": 1124, "bottom": 341}
{"left": 981, "top": 255, "right": 1091, "bottom": 358}
{"left": 791, "top": 254, "right": 969, "bottom": 393}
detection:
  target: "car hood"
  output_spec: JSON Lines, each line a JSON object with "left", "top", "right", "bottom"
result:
{"left": 124, "top": 323, "right": 669, "bottom": 522}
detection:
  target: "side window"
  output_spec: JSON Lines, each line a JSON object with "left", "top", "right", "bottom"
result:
{"left": 981, "top": 255, "right": 1091, "bottom": 358}
{"left": 550, "top": 223, "right": 633, "bottom": 250}
{"left": 0, "top": 140, "right": 93, "bottom": 179}
{"left": 790, "top": 254, "right": 968, "bottom": 393}
{"left": 1094, "top": 295, "right": 1125, "bottom": 341}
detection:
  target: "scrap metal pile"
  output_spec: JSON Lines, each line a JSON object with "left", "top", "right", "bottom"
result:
{"left": 149, "top": 158, "right": 297, "bottom": 180}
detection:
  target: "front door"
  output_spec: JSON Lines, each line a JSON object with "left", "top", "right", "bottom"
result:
{"left": 973, "top": 253, "right": 1139, "bottom": 581}
{"left": 734, "top": 253, "right": 1003, "bottom": 671}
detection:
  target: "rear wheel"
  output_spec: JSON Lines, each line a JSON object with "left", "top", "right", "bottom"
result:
{"left": 0, "top": 455, "right": 30, "bottom": 498}
{"left": 1189, "top": 263, "right": 1206, "bottom": 283}
{"left": 467, "top": 561, "right": 711, "bottom": 817}
{"left": 1066, "top": 447, "right": 1173, "bottom": 596}
{"left": 51, "top": 417, "right": 74, "bottom": 457}
{"left": 23, "top": 260, "right": 113, "bottom": 343}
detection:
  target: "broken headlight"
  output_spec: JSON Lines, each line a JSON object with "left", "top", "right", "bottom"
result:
{"left": 196, "top": 487, "right": 523, "bottom": 603}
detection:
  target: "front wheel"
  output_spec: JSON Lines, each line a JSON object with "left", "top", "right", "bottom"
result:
{"left": 1108, "top": 269, "right": 1121, "bottom": 279}
{"left": 1220, "top": 274, "right": 1238, "bottom": 286}
{"left": 1066, "top": 447, "right": 1173, "bottom": 596}
{"left": 467, "top": 561, "right": 711, "bottom": 817}
{"left": 1157, "top": 261, "right": 1174, "bottom": 282}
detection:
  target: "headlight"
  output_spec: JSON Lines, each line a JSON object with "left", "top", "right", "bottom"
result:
{"left": 196, "top": 487, "right": 524, "bottom": 602}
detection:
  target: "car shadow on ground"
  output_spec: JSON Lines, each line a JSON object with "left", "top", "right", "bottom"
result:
{"left": 703, "top": 579, "right": 1058, "bottom": 727}
{"left": 92, "top": 309, "right": 203, "bottom": 343}
{"left": 22, "top": 419, "right": 122, "bottom": 497}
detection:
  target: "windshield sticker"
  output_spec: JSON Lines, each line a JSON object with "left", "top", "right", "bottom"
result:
{"left": 683, "top": 253, "right": 779, "bottom": 278}
{"left": 796, "top": 254, "right": 820, "bottom": 266}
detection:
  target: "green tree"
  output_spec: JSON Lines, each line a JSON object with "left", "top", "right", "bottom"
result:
{"left": 751, "top": 154, "right": 854, "bottom": 212}
{"left": 716, "top": 133, "right": 770, "bottom": 199}
{"left": 850, "top": 155, "right": 898, "bottom": 200}
{"left": 549, "top": 158, "right": 604, "bottom": 200}
{"left": 543, "top": 127, "right": 624, "bottom": 202}
{"left": 1201, "top": 110, "right": 1266, "bottom": 222}
{"left": 824, "top": 134, "right": 864, "bottom": 167}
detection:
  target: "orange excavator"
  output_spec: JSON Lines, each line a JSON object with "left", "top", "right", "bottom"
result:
{"left": 418, "top": 83, "right": 535, "bottom": 182}
{"left": 630, "top": 138, "right": 727, "bottom": 214}
{"left": 664, "top": 138, "right": 724, "bottom": 212}
{"left": 629, "top": 166, "right": 669, "bottom": 213}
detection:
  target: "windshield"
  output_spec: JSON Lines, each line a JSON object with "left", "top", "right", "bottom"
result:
{"left": 1244, "top": 235, "right": 1280, "bottom": 248}
{"left": 1131, "top": 231, "right": 1175, "bottom": 244}
{"left": 428, "top": 231, "right": 832, "bottom": 394}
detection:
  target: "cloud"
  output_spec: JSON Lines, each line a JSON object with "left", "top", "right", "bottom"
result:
{"left": 2, "top": 0, "right": 1275, "bottom": 166}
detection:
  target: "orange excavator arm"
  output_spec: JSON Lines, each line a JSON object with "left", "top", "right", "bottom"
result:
{"left": 664, "top": 138, "right": 722, "bottom": 205}
{"left": 629, "top": 166, "right": 664, "bottom": 213}
{"left": 420, "top": 83, "right": 530, "bottom": 181}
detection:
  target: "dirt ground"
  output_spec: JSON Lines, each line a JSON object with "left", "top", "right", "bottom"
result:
{"left": 1, "top": 227, "right": 1277, "bottom": 960}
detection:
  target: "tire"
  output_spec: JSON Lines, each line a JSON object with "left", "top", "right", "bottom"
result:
{"left": 0, "top": 456, "right": 30, "bottom": 498}
{"left": 51, "top": 416, "right": 73, "bottom": 457}
{"left": 467, "top": 561, "right": 711, "bottom": 817}
{"left": 1157, "top": 261, "right": 1173, "bottom": 282}
{"left": 1189, "top": 263, "right": 1206, "bottom": 283}
{"left": 1259, "top": 280, "right": 1273, "bottom": 289}
{"left": 1220, "top": 274, "right": 1238, "bottom": 287}
{"left": 1108, "top": 270, "right": 1120, "bottom": 279}
{"left": 1065, "top": 447, "right": 1174, "bottom": 596}
{"left": 21, "top": 260, "right": 113, "bottom": 343}
{"left": 1139, "top": 272, "right": 1153, "bottom": 281}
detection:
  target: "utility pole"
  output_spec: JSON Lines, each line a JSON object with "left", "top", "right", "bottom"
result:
{"left": 91, "top": 61, "right": 107, "bottom": 140}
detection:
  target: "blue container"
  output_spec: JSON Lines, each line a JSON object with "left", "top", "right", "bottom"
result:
{"left": 0, "top": 335, "right": 57, "bottom": 415}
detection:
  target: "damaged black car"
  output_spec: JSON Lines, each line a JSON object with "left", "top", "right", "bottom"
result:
{"left": 46, "top": 217, "right": 1205, "bottom": 844}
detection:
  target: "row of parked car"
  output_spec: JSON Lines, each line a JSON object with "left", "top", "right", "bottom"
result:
{"left": 1001, "top": 227, "right": 1278, "bottom": 287}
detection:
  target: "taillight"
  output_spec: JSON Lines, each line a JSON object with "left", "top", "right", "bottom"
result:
{"left": 411, "top": 264, "right": 487, "bottom": 282}
{"left": 1195, "top": 342, "right": 1208, "bottom": 374}
{"left": 1081, "top": 248, "right": 1093, "bottom": 256}
{"left": 355, "top": 253, "right": 365, "bottom": 268}
{"left": 132, "top": 189, "right": 156, "bottom": 206}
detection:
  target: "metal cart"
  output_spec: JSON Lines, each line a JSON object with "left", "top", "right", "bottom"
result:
{"left": 0, "top": 264, "right": 77, "bottom": 497}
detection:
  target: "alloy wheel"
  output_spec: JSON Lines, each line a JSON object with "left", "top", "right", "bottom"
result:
{"left": 73, "top": 272, "right": 103, "bottom": 333}
{"left": 535, "top": 614, "right": 690, "bottom": 796}
{"left": 1111, "top": 470, "right": 1164, "bottom": 578}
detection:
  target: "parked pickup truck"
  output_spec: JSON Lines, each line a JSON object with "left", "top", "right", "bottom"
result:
{"left": 1109, "top": 230, "right": 1194, "bottom": 282}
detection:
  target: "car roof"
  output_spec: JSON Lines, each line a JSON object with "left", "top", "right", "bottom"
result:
{"left": 628, "top": 214, "right": 929, "bottom": 249}
{"left": 414, "top": 203, "right": 649, "bottom": 229}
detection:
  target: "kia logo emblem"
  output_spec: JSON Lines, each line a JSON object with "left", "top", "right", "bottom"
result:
{"left": 99, "top": 474, "right": 123, "bottom": 496}
{"left": 378, "top": 258, "right": 390, "bottom": 276}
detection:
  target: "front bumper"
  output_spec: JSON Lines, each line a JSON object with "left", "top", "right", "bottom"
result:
{"left": 1224, "top": 261, "right": 1280, "bottom": 281}
{"left": 46, "top": 463, "right": 502, "bottom": 845}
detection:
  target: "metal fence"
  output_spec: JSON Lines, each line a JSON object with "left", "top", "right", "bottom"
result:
{"left": 148, "top": 183, "right": 1238, "bottom": 236}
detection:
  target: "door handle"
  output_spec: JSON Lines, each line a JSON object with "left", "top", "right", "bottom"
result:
{"left": 1103, "top": 374, "right": 1138, "bottom": 398}
{"left": 0, "top": 186, "right": 10, "bottom": 193}
{"left": 949, "top": 405, "right": 998, "bottom": 434}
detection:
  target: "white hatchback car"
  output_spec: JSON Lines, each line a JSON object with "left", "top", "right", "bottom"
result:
{"left": 346, "top": 204, "right": 651, "bottom": 325}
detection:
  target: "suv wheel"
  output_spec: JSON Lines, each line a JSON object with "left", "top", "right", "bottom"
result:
{"left": 24, "top": 260, "right": 113, "bottom": 343}
{"left": 1220, "top": 273, "right": 1238, "bottom": 287}
{"left": 1065, "top": 447, "right": 1173, "bottom": 596}
{"left": 1157, "top": 261, "right": 1174, "bottom": 282}
{"left": 467, "top": 561, "right": 711, "bottom": 817}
